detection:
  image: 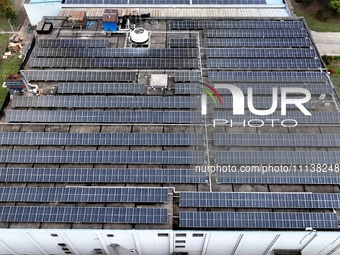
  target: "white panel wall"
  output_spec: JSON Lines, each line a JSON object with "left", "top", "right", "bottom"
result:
{"left": 24, "top": 3, "right": 62, "bottom": 26}
{"left": 0, "top": 229, "right": 339, "bottom": 255}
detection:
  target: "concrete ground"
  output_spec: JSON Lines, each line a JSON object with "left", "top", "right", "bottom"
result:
{"left": 310, "top": 31, "right": 340, "bottom": 56}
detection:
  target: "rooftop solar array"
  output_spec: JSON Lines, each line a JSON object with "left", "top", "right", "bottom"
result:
{"left": 0, "top": 187, "right": 168, "bottom": 203}
{"left": 212, "top": 111, "right": 340, "bottom": 124}
{"left": 6, "top": 110, "right": 202, "bottom": 123}
{"left": 57, "top": 83, "right": 145, "bottom": 94}
{"left": 0, "top": 150, "right": 205, "bottom": 164}
{"left": 169, "top": 38, "right": 197, "bottom": 48}
{"left": 216, "top": 151, "right": 340, "bottom": 165}
{"left": 208, "top": 71, "right": 328, "bottom": 83}
{"left": 65, "top": 0, "right": 128, "bottom": 4}
{"left": 23, "top": 70, "right": 136, "bottom": 82}
{"left": 214, "top": 133, "right": 340, "bottom": 147}
{"left": 65, "top": 0, "right": 266, "bottom": 4}
{"left": 179, "top": 212, "right": 338, "bottom": 229}
{"left": 216, "top": 169, "right": 340, "bottom": 185}
{"left": 174, "top": 71, "right": 201, "bottom": 82}
{"left": 175, "top": 83, "right": 201, "bottom": 95}
{"left": 180, "top": 192, "right": 340, "bottom": 208}
{"left": 12, "top": 96, "right": 200, "bottom": 109}
{"left": 205, "top": 38, "right": 312, "bottom": 48}
{"left": 34, "top": 48, "right": 199, "bottom": 58}
{"left": 170, "top": 20, "right": 304, "bottom": 30}
{"left": 38, "top": 38, "right": 109, "bottom": 48}
{"left": 0, "top": 207, "right": 168, "bottom": 224}
{"left": 29, "top": 58, "right": 199, "bottom": 69}
{"left": 0, "top": 168, "right": 206, "bottom": 183}
{"left": 204, "top": 29, "right": 308, "bottom": 38}
{"left": 0, "top": 132, "right": 204, "bottom": 146}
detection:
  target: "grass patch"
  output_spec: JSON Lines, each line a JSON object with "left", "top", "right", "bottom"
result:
{"left": 0, "top": 17, "right": 12, "bottom": 32}
{"left": 328, "top": 66, "right": 340, "bottom": 95}
{"left": 291, "top": 0, "right": 340, "bottom": 32}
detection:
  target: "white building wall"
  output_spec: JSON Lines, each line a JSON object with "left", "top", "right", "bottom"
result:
{"left": 0, "top": 229, "right": 339, "bottom": 255}
{"left": 24, "top": 3, "right": 62, "bottom": 26}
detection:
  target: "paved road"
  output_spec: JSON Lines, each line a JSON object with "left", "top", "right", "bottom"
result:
{"left": 310, "top": 31, "right": 340, "bottom": 56}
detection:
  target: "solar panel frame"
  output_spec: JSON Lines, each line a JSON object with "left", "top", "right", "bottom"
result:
{"left": 169, "top": 38, "right": 197, "bottom": 48}
{"left": 204, "top": 29, "right": 308, "bottom": 38}
{"left": 57, "top": 83, "right": 145, "bottom": 94}
{"left": 174, "top": 72, "right": 201, "bottom": 82}
{"left": 38, "top": 38, "right": 109, "bottom": 48}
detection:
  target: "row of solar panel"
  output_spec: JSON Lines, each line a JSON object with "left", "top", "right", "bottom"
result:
{"left": 29, "top": 58, "right": 199, "bottom": 69}
{"left": 204, "top": 29, "right": 308, "bottom": 38}
{"left": 0, "top": 187, "right": 168, "bottom": 203}
{"left": 38, "top": 39, "right": 109, "bottom": 48}
{"left": 0, "top": 150, "right": 205, "bottom": 164}
{"left": 57, "top": 83, "right": 145, "bottom": 94}
{"left": 216, "top": 171, "right": 340, "bottom": 184}
{"left": 179, "top": 212, "right": 338, "bottom": 229}
{"left": 205, "top": 48, "right": 316, "bottom": 58}
{"left": 206, "top": 59, "right": 321, "bottom": 69}
{"left": 0, "top": 132, "right": 204, "bottom": 146}
{"left": 214, "top": 133, "right": 340, "bottom": 147}
{"left": 34, "top": 48, "right": 199, "bottom": 58}
{"left": 169, "top": 20, "right": 304, "bottom": 30}
{"left": 180, "top": 192, "right": 340, "bottom": 208}
{"left": 208, "top": 71, "right": 328, "bottom": 83}
{"left": 215, "top": 151, "right": 340, "bottom": 164}
{"left": 0, "top": 207, "right": 168, "bottom": 224}
{"left": 23, "top": 70, "right": 137, "bottom": 82}
{"left": 169, "top": 38, "right": 197, "bottom": 48}
{"left": 174, "top": 83, "right": 333, "bottom": 95}
{"left": 212, "top": 112, "right": 340, "bottom": 124}
{"left": 214, "top": 97, "right": 313, "bottom": 109}
{"left": 6, "top": 110, "right": 202, "bottom": 123}
{"left": 0, "top": 168, "right": 206, "bottom": 183}
{"left": 174, "top": 71, "right": 201, "bottom": 82}
{"left": 65, "top": 0, "right": 266, "bottom": 4}
{"left": 12, "top": 96, "right": 200, "bottom": 109}
{"left": 205, "top": 38, "right": 312, "bottom": 48}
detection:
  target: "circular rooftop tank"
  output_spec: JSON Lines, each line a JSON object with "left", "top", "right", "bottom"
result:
{"left": 130, "top": 28, "right": 149, "bottom": 44}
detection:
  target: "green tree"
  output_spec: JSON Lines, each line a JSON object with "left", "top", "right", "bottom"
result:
{"left": 329, "top": 0, "right": 340, "bottom": 13}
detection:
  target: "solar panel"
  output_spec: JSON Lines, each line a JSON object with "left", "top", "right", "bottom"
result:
{"left": 179, "top": 212, "right": 338, "bottom": 229}
{"left": 215, "top": 151, "right": 340, "bottom": 164}
{"left": 170, "top": 20, "right": 304, "bottom": 30}
{"left": 0, "top": 187, "right": 168, "bottom": 203}
{"left": 174, "top": 71, "right": 201, "bottom": 82}
{"left": 6, "top": 110, "right": 202, "bottom": 123}
{"left": 206, "top": 59, "right": 321, "bottom": 69}
{"left": 214, "top": 97, "right": 313, "bottom": 109}
{"left": 216, "top": 169, "right": 340, "bottom": 185}
{"left": 208, "top": 71, "right": 328, "bottom": 83}
{"left": 214, "top": 84, "right": 333, "bottom": 95}
{"left": 23, "top": 70, "right": 136, "bottom": 82}
{"left": 38, "top": 38, "right": 109, "bottom": 48}
{"left": 12, "top": 96, "right": 201, "bottom": 109}
{"left": 214, "top": 134, "right": 340, "bottom": 147}
{"left": 0, "top": 150, "right": 205, "bottom": 164}
{"left": 129, "top": 0, "right": 190, "bottom": 4}
{"left": 0, "top": 206, "right": 168, "bottom": 224}
{"left": 29, "top": 58, "right": 199, "bottom": 69}
{"left": 34, "top": 48, "right": 199, "bottom": 58}
{"left": 57, "top": 83, "right": 145, "bottom": 94}
{"left": 204, "top": 29, "right": 308, "bottom": 38}
{"left": 175, "top": 83, "right": 201, "bottom": 95}
{"left": 205, "top": 48, "right": 316, "bottom": 58}
{"left": 212, "top": 111, "right": 340, "bottom": 124}
{"left": 192, "top": 0, "right": 266, "bottom": 5}
{"left": 0, "top": 168, "right": 206, "bottom": 183}
{"left": 0, "top": 132, "right": 204, "bottom": 146}
{"left": 205, "top": 38, "right": 312, "bottom": 48}
{"left": 169, "top": 38, "right": 197, "bottom": 48}
{"left": 179, "top": 192, "right": 340, "bottom": 208}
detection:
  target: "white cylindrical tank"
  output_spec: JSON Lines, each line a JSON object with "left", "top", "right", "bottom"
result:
{"left": 130, "top": 28, "right": 149, "bottom": 44}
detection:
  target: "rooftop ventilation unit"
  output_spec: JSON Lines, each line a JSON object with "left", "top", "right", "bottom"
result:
{"left": 130, "top": 28, "right": 149, "bottom": 46}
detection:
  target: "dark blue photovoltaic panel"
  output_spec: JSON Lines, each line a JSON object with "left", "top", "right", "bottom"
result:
{"left": 57, "top": 83, "right": 145, "bottom": 94}
{"left": 204, "top": 29, "right": 308, "bottom": 38}
{"left": 205, "top": 38, "right": 312, "bottom": 48}
{"left": 38, "top": 39, "right": 109, "bottom": 48}
{"left": 179, "top": 192, "right": 340, "bottom": 208}
{"left": 6, "top": 110, "right": 202, "bottom": 124}
{"left": 212, "top": 112, "right": 340, "bottom": 124}
{"left": 129, "top": 0, "right": 190, "bottom": 4}
{"left": 192, "top": 0, "right": 266, "bottom": 5}
{"left": 0, "top": 207, "right": 168, "bottom": 224}
{"left": 216, "top": 170, "right": 340, "bottom": 185}
{"left": 12, "top": 96, "right": 200, "bottom": 109}
{"left": 179, "top": 212, "right": 338, "bottom": 229}
{"left": 169, "top": 38, "right": 197, "bottom": 48}
{"left": 208, "top": 71, "right": 328, "bottom": 83}
{"left": 174, "top": 72, "right": 201, "bottom": 82}
{"left": 0, "top": 187, "right": 168, "bottom": 203}
{"left": 215, "top": 151, "right": 340, "bottom": 165}
{"left": 175, "top": 83, "right": 201, "bottom": 95}
{"left": 23, "top": 70, "right": 137, "bottom": 82}
{"left": 214, "top": 134, "right": 340, "bottom": 147}
{"left": 0, "top": 150, "right": 205, "bottom": 164}
{"left": 0, "top": 132, "right": 204, "bottom": 146}
{"left": 0, "top": 168, "right": 206, "bottom": 183}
